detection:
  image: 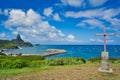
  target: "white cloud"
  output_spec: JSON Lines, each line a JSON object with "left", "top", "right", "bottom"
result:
{"left": 61, "top": 0, "right": 84, "bottom": 7}
{"left": 53, "top": 13, "right": 63, "bottom": 21}
{"left": 67, "top": 34, "right": 74, "bottom": 40}
{"left": 89, "top": 38, "right": 114, "bottom": 43}
{"left": 89, "top": 38, "right": 95, "bottom": 42}
{"left": 4, "top": 9, "right": 9, "bottom": 15}
{"left": 5, "top": 9, "right": 41, "bottom": 28}
{"left": 4, "top": 9, "right": 64, "bottom": 42}
{"left": 77, "top": 19, "right": 104, "bottom": 28}
{"left": 89, "top": 0, "right": 107, "bottom": 7}
{"left": 65, "top": 8, "right": 120, "bottom": 19}
{"left": 0, "top": 33, "right": 6, "bottom": 38}
{"left": 43, "top": 7, "right": 53, "bottom": 16}
{"left": 66, "top": 34, "right": 82, "bottom": 42}
{"left": 65, "top": 8, "right": 120, "bottom": 30}
{"left": 3, "top": 9, "right": 79, "bottom": 43}
{"left": 65, "top": 8, "right": 103, "bottom": 18}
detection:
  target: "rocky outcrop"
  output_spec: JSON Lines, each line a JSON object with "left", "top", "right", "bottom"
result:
{"left": 0, "top": 34, "right": 33, "bottom": 49}
{"left": 43, "top": 49, "right": 67, "bottom": 56}
{"left": 11, "top": 34, "right": 33, "bottom": 47}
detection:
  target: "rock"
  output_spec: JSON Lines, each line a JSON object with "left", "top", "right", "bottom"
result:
{"left": 43, "top": 49, "right": 67, "bottom": 56}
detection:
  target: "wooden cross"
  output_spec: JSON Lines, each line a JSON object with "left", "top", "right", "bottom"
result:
{"left": 95, "top": 27, "right": 115, "bottom": 52}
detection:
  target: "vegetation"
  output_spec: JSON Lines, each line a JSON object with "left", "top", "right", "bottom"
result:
{"left": 0, "top": 40, "right": 18, "bottom": 49}
{"left": 0, "top": 50, "right": 6, "bottom": 56}
{"left": 88, "top": 57, "right": 120, "bottom": 64}
{"left": 0, "top": 34, "right": 33, "bottom": 49}
{"left": 46, "top": 58, "right": 86, "bottom": 66}
{"left": 0, "top": 56, "right": 120, "bottom": 78}
{"left": 0, "top": 56, "right": 85, "bottom": 69}
{"left": 88, "top": 57, "right": 101, "bottom": 63}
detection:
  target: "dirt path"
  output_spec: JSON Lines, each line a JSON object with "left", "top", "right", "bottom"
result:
{"left": 1, "top": 63, "right": 120, "bottom": 80}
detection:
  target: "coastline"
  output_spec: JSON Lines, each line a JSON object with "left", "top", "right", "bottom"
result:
{"left": 5, "top": 49, "right": 67, "bottom": 57}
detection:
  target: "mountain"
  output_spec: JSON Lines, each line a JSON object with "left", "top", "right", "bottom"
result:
{"left": 0, "top": 34, "right": 33, "bottom": 49}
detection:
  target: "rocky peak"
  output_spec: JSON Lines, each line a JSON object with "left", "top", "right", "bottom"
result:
{"left": 17, "top": 34, "right": 22, "bottom": 41}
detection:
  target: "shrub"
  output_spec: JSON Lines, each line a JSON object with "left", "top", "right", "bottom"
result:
{"left": 46, "top": 58, "right": 86, "bottom": 66}
{"left": 28, "top": 60, "right": 46, "bottom": 68}
{"left": 0, "top": 59, "right": 28, "bottom": 69}
{"left": 109, "top": 58, "right": 117, "bottom": 63}
{"left": 63, "top": 58, "right": 86, "bottom": 65}
{"left": 46, "top": 59, "right": 64, "bottom": 66}
{"left": 0, "top": 52, "right": 6, "bottom": 56}
{"left": 88, "top": 57, "right": 101, "bottom": 63}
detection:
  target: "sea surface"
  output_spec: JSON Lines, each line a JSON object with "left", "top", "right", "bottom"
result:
{"left": 4, "top": 45, "right": 120, "bottom": 60}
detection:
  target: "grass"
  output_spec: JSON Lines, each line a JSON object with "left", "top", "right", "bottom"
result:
{"left": 0, "top": 66, "right": 51, "bottom": 77}
{"left": 0, "top": 56, "right": 120, "bottom": 80}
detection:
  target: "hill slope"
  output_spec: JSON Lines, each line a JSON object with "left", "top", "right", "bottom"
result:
{"left": 0, "top": 34, "right": 33, "bottom": 49}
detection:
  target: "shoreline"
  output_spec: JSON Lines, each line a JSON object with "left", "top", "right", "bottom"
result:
{"left": 5, "top": 49, "right": 67, "bottom": 57}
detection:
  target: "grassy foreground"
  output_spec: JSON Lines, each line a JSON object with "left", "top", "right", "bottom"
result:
{"left": 0, "top": 56, "right": 120, "bottom": 80}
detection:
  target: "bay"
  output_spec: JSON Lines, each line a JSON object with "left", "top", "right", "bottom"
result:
{"left": 4, "top": 45, "right": 120, "bottom": 60}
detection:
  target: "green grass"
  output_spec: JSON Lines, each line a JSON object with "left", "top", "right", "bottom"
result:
{"left": 0, "top": 56, "right": 120, "bottom": 78}
{"left": 0, "top": 65, "right": 52, "bottom": 77}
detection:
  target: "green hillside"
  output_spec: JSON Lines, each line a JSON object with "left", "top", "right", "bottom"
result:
{"left": 0, "top": 34, "right": 33, "bottom": 49}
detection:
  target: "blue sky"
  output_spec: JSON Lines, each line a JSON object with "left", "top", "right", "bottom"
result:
{"left": 0, "top": 0, "right": 120, "bottom": 45}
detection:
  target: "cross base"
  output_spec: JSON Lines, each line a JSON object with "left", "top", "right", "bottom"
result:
{"left": 98, "top": 68, "right": 113, "bottom": 73}
{"left": 98, "top": 52, "right": 113, "bottom": 73}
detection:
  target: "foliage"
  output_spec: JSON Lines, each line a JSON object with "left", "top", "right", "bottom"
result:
{"left": 0, "top": 40, "right": 18, "bottom": 49}
{"left": 88, "top": 57, "right": 101, "bottom": 63}
{"left": 0, "top": 56, "right": 45, "bottom": 69}
{"left": 0, "top": 59, "right": 28, "bottom": 69}
{"left": 0, "top": 52, "right": 6, "bottom": 56}
{"left": 46, "top": 58, "right": 86, "bottom": 66}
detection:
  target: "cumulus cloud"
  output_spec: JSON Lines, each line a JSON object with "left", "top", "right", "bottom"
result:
{"left": 67, "top": 34, "right": 74, "bottom": 40}
{"left": 5, "top": 9, "right": 41, "bottom": 28}
{"left": 61, "top": 0, "right": 84, "bottom": 7}
{"left": 3, "top": 9, "right": 79, "bottom": 43}
{"left": 43, "top": 7, "right": 53, "bottom": 16}
{"left": 66, "top": 34, "right": 82, "bottom": 42}
{"left": 89, "top": 0, "right": 107, "bottom": 7}
{"left": 53, "top": 13, "right": 63, "bottom": 21}
{"left": 4, "top": 9, "right": 64, "bottom": 41}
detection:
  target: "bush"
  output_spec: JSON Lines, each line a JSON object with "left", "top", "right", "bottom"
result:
{"left": 0, "top": 52, "right": 6, "bottom": 56}
{"left": 28, "top": 60, "right": 46, "bottom": 68}
{"left": 46, "top": 58, "right": 86, "bottom": 66}
{"left": 63, "top": 58, "right": 86, "bottom": 65}
{"left": 17, "top": 55, "right": 45, "bottom": 61}
{"left": 46, "top": 59, "right": 64, "bottom": 66}
{"left": 0, "top": 59, "right": 28, "bottom": 69}
{"left": 109, "top": 58, "right": 117, "bottom": 63}
{"left": 88, "top": 57, "right": 101, "bottom": 63}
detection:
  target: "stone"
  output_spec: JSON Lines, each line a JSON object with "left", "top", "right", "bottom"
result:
{"left": 98, "top": 52, "right": 113, "bottom": 73}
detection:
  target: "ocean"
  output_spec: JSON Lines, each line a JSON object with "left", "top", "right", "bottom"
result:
{"left": 4, "top": 45, "right": 120, "bottom": 60}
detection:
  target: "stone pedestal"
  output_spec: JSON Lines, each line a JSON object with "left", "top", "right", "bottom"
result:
{"left": 98, "top": 52, "right": 113, "bottom": 72}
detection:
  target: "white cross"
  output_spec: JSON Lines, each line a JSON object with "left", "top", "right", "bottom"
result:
{"left": 95, "top": 27, "right": 115, "bottom": 52}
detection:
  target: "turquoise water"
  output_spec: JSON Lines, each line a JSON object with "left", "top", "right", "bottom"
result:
{"left": 4, "top": 45, "right": 120, "bottom": 59}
